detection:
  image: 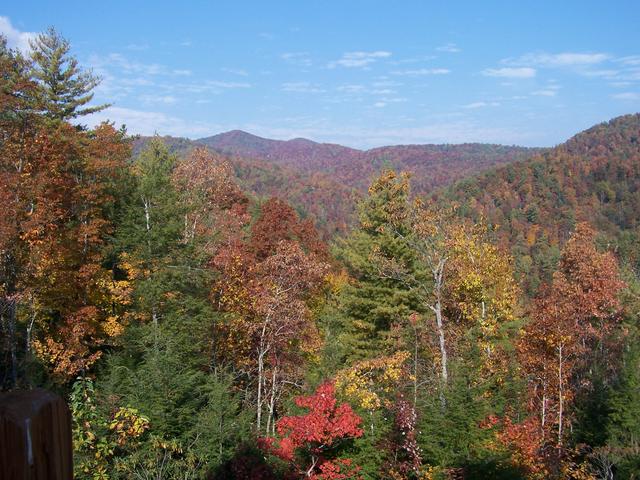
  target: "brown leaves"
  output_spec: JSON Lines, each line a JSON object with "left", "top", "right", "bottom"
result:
{"left": 173, "top": 147, "right": 249, "bottom": 252}
{"left": 1, "top": 118, "right": 131, "bottom": 381}
{"left": 519, "top": 222, "right": 625, "bottom": 447}
{"left": 250, "top": 197, "right": 328, "bottom": 260}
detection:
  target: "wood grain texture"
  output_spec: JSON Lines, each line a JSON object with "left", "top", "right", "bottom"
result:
{"left": 0, "top": 389, "right": 72, "bottom": 480}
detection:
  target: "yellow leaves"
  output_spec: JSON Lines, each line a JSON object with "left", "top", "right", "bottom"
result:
{"left": 102, "top": 316, "right": 124, "bottom": 337}
{"left": 335, "top": 351, "right": 410, "bottom": 410}
{"left": 33, "top": 335, "right": 102, "bottom": 379}
{"left": 109, "top": 407, "right": 150, "bottom": 447}
{"left": 325, "top": 270, "right": 350, "bottom": 296}
{"left": 526, "top": 225, "right": 539, "bottom": 247}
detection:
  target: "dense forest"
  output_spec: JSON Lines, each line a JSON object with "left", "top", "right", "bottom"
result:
{"left": 1, "top": 29, "right": 639, "bottom": 480}
{"left": 133, "top": 130, "right": 538, "bottom": 239}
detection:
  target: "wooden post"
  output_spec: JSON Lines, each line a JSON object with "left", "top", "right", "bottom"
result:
{"left": 0, "top": 389, "right": 73, "bottom": 480}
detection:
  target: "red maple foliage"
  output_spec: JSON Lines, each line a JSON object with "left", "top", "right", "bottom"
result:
{"left": 260, "top": 382, "right": 363, "bottom": 479}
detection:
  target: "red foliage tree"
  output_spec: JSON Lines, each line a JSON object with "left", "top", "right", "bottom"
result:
{"left": 261, "top": 382, "right": 364, "bottom": 479}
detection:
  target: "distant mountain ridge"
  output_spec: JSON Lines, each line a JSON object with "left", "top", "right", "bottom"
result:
{"left": 133, "top": 130, "right": 541, "bottom": 236}
{"left": 197, "top": 130, "right": 541, "bottom": 191}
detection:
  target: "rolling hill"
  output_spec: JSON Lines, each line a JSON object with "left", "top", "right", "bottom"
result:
{"left": 133, "top": 131, "right": 539, "bottom": 237}
{"left": 197, "top": 130, "right": 540, "bottom": 191}
{"left": 442, "top": 113, "right": 640, "bottom": 294}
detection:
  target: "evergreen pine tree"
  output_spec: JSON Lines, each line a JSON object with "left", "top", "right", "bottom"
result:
{"left": 29, "top": 27, "right": 109, "bottom": 121}
{"left": 335, "top": 170, "right": 422, "bottom": 361}
{"left": 606, "top": 333, "right": 640, "bottom": 477}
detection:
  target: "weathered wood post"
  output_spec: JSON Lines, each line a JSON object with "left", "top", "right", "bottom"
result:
{"left": 0, "top": 389, "right": 73, "bottom": 480}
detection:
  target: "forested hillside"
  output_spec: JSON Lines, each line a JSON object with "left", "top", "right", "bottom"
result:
{"left": 133, "top": 135, "right": 359, "bottom": 238}
{"left": 2, "top": 30, "right": 640, "bottom": 480}
{"left": 133, "top": 130, "right": 537, "bottom": 238}
{"left": 443, "top": 114, "right": 640, "bottom": 294}
{"left": 198, "top": 130, "right": 538, "bottom": 192}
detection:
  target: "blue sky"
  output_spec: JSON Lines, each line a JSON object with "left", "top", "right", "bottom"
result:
{"left": 2, "top": 1, "right": 640, "bottom": 148}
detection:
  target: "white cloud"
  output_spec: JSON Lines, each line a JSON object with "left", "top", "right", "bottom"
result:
{"left": 337, "top": 84, "right": 366, "bottom": 93}
{"left": 281, "top": 82, "right": 324, "bottom": 93}
{"left": 204, "top": 80, "right": 250, "bottom": 89}
{"left": 172, "top": 69, "right": 192, "bottom": 76}
{"left": 617, "top": 56, "right": 640, "bottom": 66}
{"left": 328, "top": 51, "right": 391, "bottom": 68}
{"left": 0, "top": 16, "right": 37, "bottom": 52}
{"left": 580, "top": 69, "right": 619, "bottom": 78}
{"left": 612, "top": 92, "right": 640, "bottom": 100}
{"left": 90, "top": 53, "right": 170, "bottom": 76}
{"left": 610, "top": 81, "right": 632, "bottom": 88}
{"left": 507, "top": 52, "right": 609, "bottom": 67}
{"left": 482, "top": 67, "right": 536, "bottom": 78}
{"left": 335, "top": 84, "right": 399, "bottom": 97}
{"left": 373, "top": 101, "right": 387, "bottom": 108}
{"left": 462, "top": 101, "right": 500, "bottom": 109}
{"left": 531, "top": 89, "right": 558, "bottom": 97}
{"left": 242, "top": 120, "right": 536, "bottom": 148}
{"left": 280, "top": 52, "right": 312, "bottom": 67}
{"left": 140, "top": 94, "right": 177, "bottom": 105}
{"left": 222, "top": 67, "right": 249, "bottom": 76}
{"left": 85, "top": 106, "right": 221, "bottom": 138}
{"left": 372, "top": 80, "right": 403, "bottom": 87}
{"left": 391, "top": 68, "right": 450, "bottom": 76}
{"left": 389, "top": 55, "right": 436, "bottom": 65}
{"left": 125, "top": 43, "right": 149, "bottom": 51}
{"left": 178, "top": 80, "right": 251, "bottom": 95}
{"left": 436, "top": 43, "right": 461, "bottom": 53}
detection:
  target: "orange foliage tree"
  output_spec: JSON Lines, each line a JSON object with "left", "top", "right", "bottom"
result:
{"left": 518, "top": 223, "right": 625, "bottom": 471}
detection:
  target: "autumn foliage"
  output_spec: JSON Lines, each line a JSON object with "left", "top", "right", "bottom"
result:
{"left": 260, "top": 382, "right": 363, "bottom": 479}
{"left": 3, "top": 29, "right": 640, "bottom": 480}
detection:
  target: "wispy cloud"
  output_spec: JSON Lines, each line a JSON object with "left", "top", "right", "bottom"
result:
{"left": 531, "top": 84, "right": 561, "bottom": 97}
{"left": 125, "top": 43, "right": 150, "bottom": 51}
{"left": 222, "top": 67, "right": 249, "bottom": 76}
{"left": 436, "top": 43, "right": 461, "bottom": 53}
{"left": 85, "top": 106, "right": 221, "bottom": 138}
{"left": 580, "top": 69, "right": 619, "bottom": 78}
{"left": 611, "top": 92, "right": 639, "bottom": 100}
{"left": 282, "top": 82, "right": 325, "bottom": 93}
{"left": 328, "top": 51, "right": 391, "bottom": 68}
{"left": 507, "top": 52, "right": 610, "bottom": 67}
{"left": 335, "top": 83, "right": 399, "bottom": 96}
{"left": 179, "top": 80, "right": 251, "bottom": 94}
{"left": 280, "top": 52, "right": 312, "bottom": 67}
{"left": 140, "top": 94, "right": 178, "bottom": 105}
{"left": 337, "top": 84, "right": 366, "bottom": 94}
{"left": 172, "top": 69, "right": 192, "bottom": 76}
{"left": 390, "top": 55, "right": 436, "bottom": 65}
{"left": 241, "top": 120, "right": 536, "bottom": 148}
{"left": 531, "top": 89, "right": 558, "bottom": 97}
{"left": 90, "top": 53, "right": 179, "bottom": 77}
{"left": 391, "top": 68, "right": 450, "bottom": 76}
{"left": 617, "top": 56, "right": 640, "bottom": 66}
{"left": 462, "top": 101, "right": 500, "bottom": 109}
{"left": 372, "top": 97, "right": 407, "bottom": 108}
{"left": 372, "top": 80, "right": 403, "bottom": 88}
{"left": 0, "top": 16, "right": 37, "bottom": 52}
{"left": 482, "top": 67, "right": 536, "bottom": 78}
